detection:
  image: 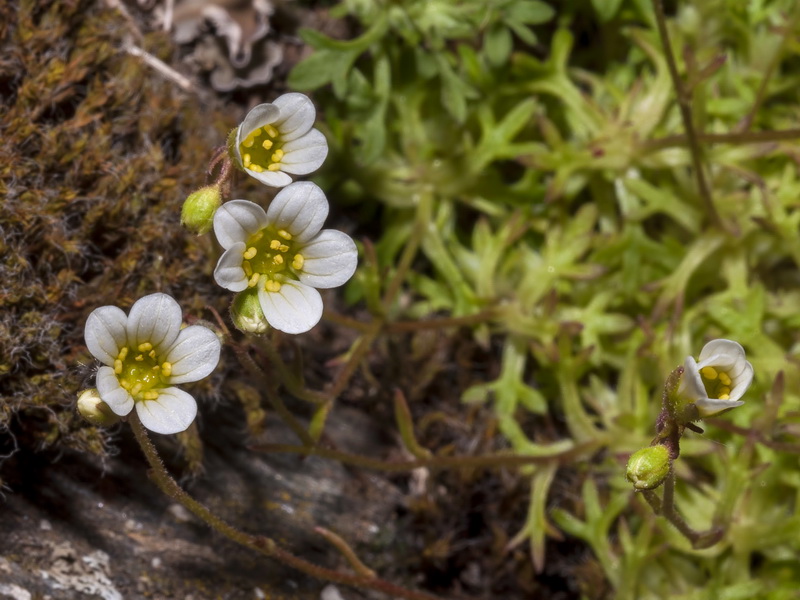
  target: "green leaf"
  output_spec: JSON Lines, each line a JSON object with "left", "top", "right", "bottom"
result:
{"left": 505, "top": 0, "right": 555, "bottom": 24}
{"left": 485, "top": 23, "right": 513, "bottom": 67}
{"left": 592, "top": 0, "right": 625, "bottom": 22}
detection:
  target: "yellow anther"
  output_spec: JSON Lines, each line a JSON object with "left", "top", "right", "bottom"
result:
{"left": 148, "top": 349, "right": 156, "bottom": 359}
{"left": 248, "top": 272, "right": 260, "bottom": 288}
{"left": 264, "top": 279, "right": 282, "bottom": 293}
{"left": 131, "top": 383, "right": 143, "bottom": 396}
{"left": 242, "top": 133, "right": 255, "bottom": 148}
{"left": 273, "top": 255, "right": 284, "bottom": 265}
{"left": 718, "top": 372, "right": 732, "bottom": 386}
{"left": 118, "top": 347, "right": 128, "bottom": 360}
{"left": 251, "top": 231, "right": 264, "bottom": 242}
{"left": 267, "top": 163, "right": 281, "bottom": 171}
{"left": 138, "top": 342, "right": 153, "bottom": 352}
{"left": 152, "top": 364, "right": 160, "bottom": 370}
{"left": 243, "top": 153, "right": 252, "bottom": 167}
{"left": 135, "top": 354, "right": 144, "bottom": 361}
{"left": 271, "top": 150, "right": 284, "bottom": 163}
{"left": 718, "top": 394, "right": 730, "bottom": 400}
{"left": 270, "top": 239, "right": 281, "bottom": 250}
{"left": 700, "top": 367, "right": 718, "bottom": 380}
{"left": 277, "top": 230, "right": 292, "bottom": 240}
{"left": 143, "top": 391, "right": 159, "bottom": 400}
{"left": 262, "top": 139, "right": 273, "bottom": 150}
{"left": 279, "top": 244, "right": 289, "bottom": 253}
{"left": 719, "top": 386, "right": 731, "bottom": 396}
{"left": 161, "top": 362, "right": 172, "bottom": 377}
{"left": 264, "top": 125, "right": 278, "bottom": 137}
{"left": 114, "top": 359, "right": 123, "bottom": 374}
{"left": 292, "top": 254, "right": 304, "bottom": 270}
{"left": 120, "top": 380, "right": 131, "bottom": 390}
{"left": 250, "top": 164, "right": 264, "bottom": 173}
{"left": 243, "top": 261, "right": 253, "bottom": 277}
{"left": 243, "top": 247, "right": 258, "bottom": 260}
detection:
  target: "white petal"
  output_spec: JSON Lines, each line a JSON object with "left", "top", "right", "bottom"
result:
{"left": 85, "top": 306, "right": 128, "bottom": 365}
{"left": 279, "top": 129, "right": 329, "bottom": 175}
{"left": 272, "top": 93, "right": 316, "bottom": 142}
{"left": 126, "top": 293, "right": 183, "bottom": 352}
{"left": 298, "top": 230, "right": 358, "bottom": 289}
{"left": 96, "top": 366, "right": 134, "bottom": 416}
{"left": 695, "top": 398, "right": 745, "bottom": 418}
{"left": 245, "top": 167, "right": 293, "bottom": 188}
{"left": 135, "top": 387, "right": 198, "bottom": 434}
{"left": 236, "top": 103, "right": 281, "bottom": 148}
{"left": 266, "top": 181, "right": 329, "bottom": 242}
{"left": 213, "top": 200, "right": 269, "bottom": 249}
{"left": 728, "top": 361, "right": 754, "bottom": 402}
{"left": 257, "top": 280, "right": 323, "bottom": 334}
{"left": 677, "top": 356, "right": 706, "bottom": 402}
{"left": 214, "top": 243, "right": 249, "bottom": 292}
{"left": 165, "top": 325, "right": 221, "bottom": 384}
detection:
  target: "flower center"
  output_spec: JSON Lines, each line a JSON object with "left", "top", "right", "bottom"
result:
{"left": 700, "top": 367, "right": 732, "bottom": 400}
{"left": 241, "top": 226, "right": 306, "bottom": 293}
{"left": 240, "top": 124, "right": 284, "bottom": 173}
{"left": 113, "top": 343, "right": 172, "bottom": 401}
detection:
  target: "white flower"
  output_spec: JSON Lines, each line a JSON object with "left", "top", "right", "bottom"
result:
{"left": 678, "top": 339, "right": 753, "bottom": 418}
{"left": 213, "top": 181, "right": 358, "bottom": 334}
{"left": 233, "top": 93, "right": 328, "bottom": 188}
{"left": 84, "top": 293, "right": 221, "bottom": 434}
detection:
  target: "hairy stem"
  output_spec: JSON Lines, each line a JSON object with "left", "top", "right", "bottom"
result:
{"left": 651, "top": 0, "right": 723, "bottom": 230}
{"left": 129, "top": 413, "right": 449, "bottom": 600}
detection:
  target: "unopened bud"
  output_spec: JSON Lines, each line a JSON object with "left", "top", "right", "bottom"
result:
{"left": 77, "top": 389, "right": 121, "bottom": 427}
{"left": 626, "top": 445, "right": 670, "bottom": 490}
{"left": 230, "top": 290, "right": 269, "bottom": 334}
{"left": 181, "top": 185, "right": 222, "bottom": 235}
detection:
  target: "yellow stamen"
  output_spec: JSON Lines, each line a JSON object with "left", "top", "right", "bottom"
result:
{"left": 292, "top": 254, "right": 304, "bottom": 270}
{"left": 131, "top": 383, "right": 143, "bottom": 396}
{"left": 143, "top": 391, "right": 159, "bottom": 400}
{"left": 700, "top": 366, "right": 718, "bottom": 380}
{"left": 243, "top": 153, "right": 252, "bottom": 167}
{"left": 248, "top": 272, "right": 260, "bottom": 288}
{"left": 719, "top": 386, "right": 731, "bottom": 396}
{"left": 161, "top": 362, "right": 172, "bottom": 377}
{"left": 118, "top": 347, "right": 128, "bottom": 360}
{"left": 138, "top": 342, "right": 153, "bottom": 352}
{"left": 121, "top": 380, "right": 131, "bottom": 390}
{"left": 114, "top": 359, "right": 123, "bottom": 374}
{"left": 718, "top": 372, "right": 731, "bottom": 386}
{"left": 273, "top": 255, "right": 284, "bottom": 265}
{"left": 270, "top": 239, "right": 281, "bottom": 250}
{"left": 251, "top": 231, "right": 264, "bottom": 242}
{"left": 152, "top": 364, "right": 160, "bottom": 370}
{"left": 264, "top": 279, "right": 282, "bottom": 293}
{"left": 250, "top": 164, "right": 264, "bottom": 173}
{"left": 271, "top": 150, "right": 284, "bottom": 163}
{"left": 262, "top": 139, "right": 273, "bottom": 150}
{"left": 243, "top": 261, "right": 253, "bottom": 277}
{"left": 264, "top": 125, "right": 278, "bottom": 137}
{"left": 148, "top": 349, "right": 156, "bottom": 359}
{"left": 277, "top": 230, "right": 292, "bottom": 240}
{"left": 243, "top": 247, "right": 257, "bottom": 260}
{"left": 718, "top": 394, "right": 730, "bottom": 400}
{"left": 279, "top": 244, "right": 289, "bottom": 253}
{"left": 135, "top": 354, "right": 144, "bottom": 362}
{"left": 267, "top": 163, "right": 281, "bottom": 171}
{"left": 242, "top": 134, "right": 255, "bottom": 148}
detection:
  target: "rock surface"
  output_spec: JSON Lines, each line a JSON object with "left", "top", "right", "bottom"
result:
{"left": 0, "top": 407, "right": 403, "bottom": 600}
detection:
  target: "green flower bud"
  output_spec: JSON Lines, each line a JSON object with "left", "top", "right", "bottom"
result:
{"left": 181, "top": 185, "right": 222, "bottom": 235}
{"left": 77, "top": 389, "right": 121, "bottom": 427}
{"left": 626, "top": 445, "right": 670, "bottom": 491}
{"left": 230, "top": 289, "right": 269, "bottom": 334}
